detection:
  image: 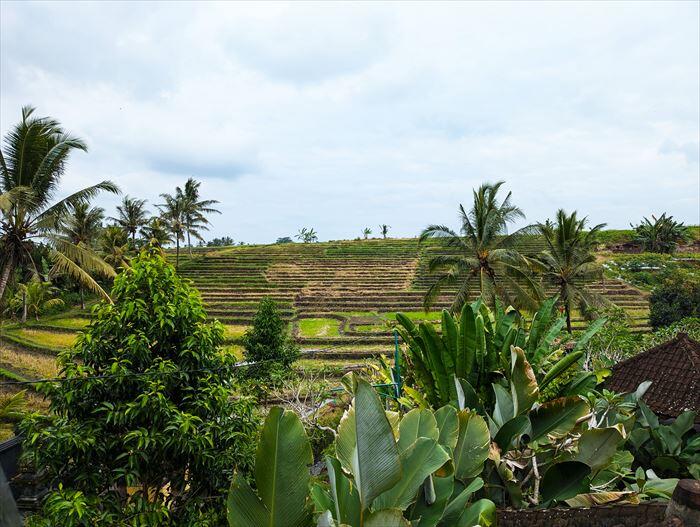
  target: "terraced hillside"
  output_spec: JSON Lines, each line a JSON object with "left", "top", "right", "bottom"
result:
{"left": 0, "top": 239, "right": 651, "bottom": 390}
{"left": 175, "top": 238, "right": 650, "bottom": 362}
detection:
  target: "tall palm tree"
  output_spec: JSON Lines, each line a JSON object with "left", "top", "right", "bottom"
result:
{"left": 100, "top": 225, "right": 130, "bottom": 270}
{"left": 140, "top": 217, "right": 172, "bottom": 248}
{"left": 179, "top": 178, "right": 220, "bottom": 254}
{"left": 529, "top": 209, "right": 607, "bottom": 333}
{"left": 109, "top": 196, "right": 149, "bottom": 246}
{"left": 62, "top": 202, "right": 104, "bottom": 247}
{"left": 0, "top": 106, "right": 119, "bottom": 304}
{"left": 157, "top": 194, "right": 186, "bottom": 269}
{"left": 61, "top": 202, "right": 106, "bottom": 308}
{"left": 420, "top": 181, "right": 540, "bottom": 312}
{"left": 379, "top": 224, "right": 390, "bottom": 239}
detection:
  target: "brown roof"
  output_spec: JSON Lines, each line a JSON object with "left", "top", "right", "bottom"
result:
{"left": 607, "top": 333, "right": 700, "bottom": 419}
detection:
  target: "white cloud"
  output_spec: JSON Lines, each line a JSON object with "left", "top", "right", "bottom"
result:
{"left": 1, "top": 1, "right": 698, "bottom": 243}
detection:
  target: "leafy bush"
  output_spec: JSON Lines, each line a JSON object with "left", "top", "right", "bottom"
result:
{"left": 649, "top": 276, "right": 700, "bottom": 329}
{"left": 21, "top": 248, "right": 259, "bottom": 526}
{"left": 632, "top": 213, "right": 690, "bottom": 254}
{"left": 241, "top": 297, "right": 299, "bottom": 379}
{"left": 602, "top": 253, "right": 700, "bottom": 290}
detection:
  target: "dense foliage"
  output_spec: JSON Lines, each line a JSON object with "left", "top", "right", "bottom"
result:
{"left": 21, "top": 249, "right": 258, "bottom": 526}
{"left": 632, "top": 213, "right": 690, "bottom": 254}
{"left": 241, "top": 297, "right": 299, "bottom": 379}
{"left": 602, "top": 253, "right": 700, "bottom": 290}
{"left": 649, "top": 275, "right": 700, "bottom": 329}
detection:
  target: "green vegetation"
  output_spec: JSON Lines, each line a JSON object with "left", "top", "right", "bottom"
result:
{"left": 297, "top": 318, "right": 342, "bottom": 337}
{"left": 420, "top": 181, "right": 539, "bottom": 312}
{"left": 649, "top": 275, "right": 700, "bottom": 329}
{"left": 529, "top": 210, "right": 606, "bottom": 333}
{"left": 21, "top": 249, "right": 259, "bottom": 525}
{"left": 632, "top": 213, "right": 690, "bottom": 254}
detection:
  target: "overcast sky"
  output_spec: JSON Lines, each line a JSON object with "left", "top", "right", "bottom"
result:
{"left": 1, "top": 1, "right": 699, "bottom": 243}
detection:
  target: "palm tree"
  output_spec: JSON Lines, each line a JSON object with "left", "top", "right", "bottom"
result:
{"left": 157, "top": 191, "right": 187, "bottom": 269}
{"left": 100, "top": 225, "right": 130, "bottom": 270}
{"left": 109, "top": 196, "right": 149, "bottom": 246}
{"left": 179, "top": 178, "right": 220, "bottom": 254}
{"left": 62, "top": 202, "right": 104, "bottom": 247}
{"left": 0, "top": 106, "right": 119, "bottom": 305}
{"left": 529, "top": 209, "right": 607, "bottom": 333}
{"left": 420, "top": 181, "right": 541, "bottom": 312}
{"left": 379, "top": 224, "right": 390, "bottom": 239}
{"left": 362, "top": 227, "right": 372, "bottom": 239}
{"left": 10, "top": 278, "right": 64, "bottom": 322}
{"left": 61, "top": 202, "right": 106, "bottom": 308}
{"left": 140, "top": 217, "right": 172, "bottom": 248}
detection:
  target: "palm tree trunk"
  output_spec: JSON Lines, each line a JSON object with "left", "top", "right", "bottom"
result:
{"left": 175, "top": 238, "right": 180, "bottom": 270}
{"left": 21, "top": 290, "right": 27, "bottom": 324}
{"left": 564, "top": 303, "right": 572, "bottom": 334}
{"left": 187, "top": 229, "right": 192, "bottom": 257}
{"left": 80, "top": 286, "right": 85, "bottom": 310}
{"left": 0, "top": 258, "right": 13, "bottom": 305}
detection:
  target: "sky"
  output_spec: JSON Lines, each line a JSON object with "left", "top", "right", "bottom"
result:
{"left": 1, "top": 1, "right": 699, "bottom": 243}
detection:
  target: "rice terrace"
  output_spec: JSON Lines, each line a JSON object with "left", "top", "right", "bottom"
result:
{"left": 1, "top": 2, "right": 700, "bottom": 526}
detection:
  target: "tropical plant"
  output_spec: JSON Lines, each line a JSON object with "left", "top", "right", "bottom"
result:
{"left": 632, "top": 213, "right": 690, "bottom": 254}
{"left": 296, "top": 227, "right": 318, "bottom": 243}
{"left": 420, "top": 182, "right": 540, "bottom": 312}
{"left": 228, "top": 377, "right": 497, "bottom": 527}
{"left": 109, "top": 196, "right": 149, "bottom": 245}
{"left": 241, "top": 297, "right": 299, "bottom": 381}
{"left": 362, "top": 227, "right": 372, "bottom": 240}
{"left": 627, "top": 403, "right": 699, "bottom": 480}
{"left": 140, "top": 217, "right": 172, "bottom": 248}
{"left": 20, "top": 248, "right": 259, "bottom": 526}
{"left": 99, "top": 225, "right": 130, "bottom": 270}
{"left": 275, "top": 236, "right": 292, "bottom": 244}
{"left": 379, "top": 224, "right": 390, "bottom": 239}
{"left": 157, "top": 192, "right": 186, "bottom": 269}
{"left": 394, "top": 297, "right": 605, "bottom": 410}
{"left": 0, "top": 390, "right": 25, "bottom": 423}
{"left": 529, "top": 210, "right": 607, "bottom": 333}
{"left": 649, "top": 275, "right": 700, "bottom": 329}
{"left": 208, "top": 236, "right": 234, "bottom": 247}
{"left": 60, "top": 202, "right": 106, "bottom": 307}
{"left": 180, "top": 178, "right": 220, "bottom": 253}
{"left": 0, "top": 106, "right": 119, "bottom": 304}
{"left": 8, "top": 278, "right": 64, "bottom": 322}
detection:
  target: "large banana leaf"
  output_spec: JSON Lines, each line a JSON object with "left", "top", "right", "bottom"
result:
{"left": 576, "top": 427, "right": 625, "bottom": 472}
{"left": 439, "top": 477, "right": 484, "bottom": 525}
{"left": 398, "top": 409, "right": 439, "bottom": 452}
{"left": 227, "top": 407, "right": 313, "bottom": 527}
{"left": 373, "top": 437, "right": 450, "bottom": 511}
{"left": 540, "top": 461, "right": 591, "bottom": 504}
{"left": 457, "top": 304, "right": 477, "bottom": 383}
{"left": 529, "top": 396, "right": 590, "bottom": 442}
{"left": 510, "top": 347, "right": 539, "bottom": 416}
{"left": 420, "top": 323, "right": 454, "bottom": 404}
{"left": 336, "top": 378, "right": 402, "bottom": 510}
{"left": 456, "top": 498, "right": 496, "bottom": 527}
{"left": 539, "top": 351, "right": 584, "bottom": 390}
{"left": 321, "top": 456, "right": 361, "bottom": 527}
{"left": 453, "top": 410, "right": 490, "bottom": 482}
{"left": 434, "top": 405, "right": 459, "bottom": 451}
{"left": 408, "top": 475, "right": 454, "bottom": 527}
{"left": 527, "top": 296, "right": 558, "bottom": 357}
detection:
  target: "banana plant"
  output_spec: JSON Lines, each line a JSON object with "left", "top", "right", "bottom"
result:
{"left": 227, "top": 377, "right": 497, "bottom": 527}
{"left": 395, "top": 297, "right": 604, "bottom": 409}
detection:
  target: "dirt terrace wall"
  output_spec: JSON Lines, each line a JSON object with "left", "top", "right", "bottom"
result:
{"left": 497, "top": 503, "right": 668, "bottom": 527}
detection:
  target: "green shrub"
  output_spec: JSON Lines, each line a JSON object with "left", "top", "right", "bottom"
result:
{"left": 21, "top": 248, "right": 259, "bottom": 526}
{"left": 649, "top": 276, "right": 700, "bottom": 329}
{"left": 241, "top": 297, "right": 299, "bottom": 378}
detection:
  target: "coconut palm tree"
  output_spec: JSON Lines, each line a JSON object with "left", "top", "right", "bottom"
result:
{"left": 109, "top": 196, "right": 149, "bottom": 246}
{"left": 10, "top": 278, "right": 64, "bottom": 322}
{"left": 379, "top": 224, "right": 390, "bottom": 239}
{"left": 179, "top": 178, "right": 220, "bottom": 254}
{"left": 0, "top": 106, "right": 119, "bottom": 305}
{"left": 529, "top": 209, "right": 607, "bottom": 333}
{"left": 157, "top": 193, "right": 186, "bottom": 269}
{"left": 100, "top": 225, "right": 130, "bottom": 270}
{"left": 420, "top": 181, "right": 541, "bottom": 312}
{"left": 362, "top": 227, "right": 372, "bottom": 239}
{"left": 140, "top": 217, "right": 172, "bottom": 248}
{"left": 60, "top": 202, "right": 106, "bottom": 308}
